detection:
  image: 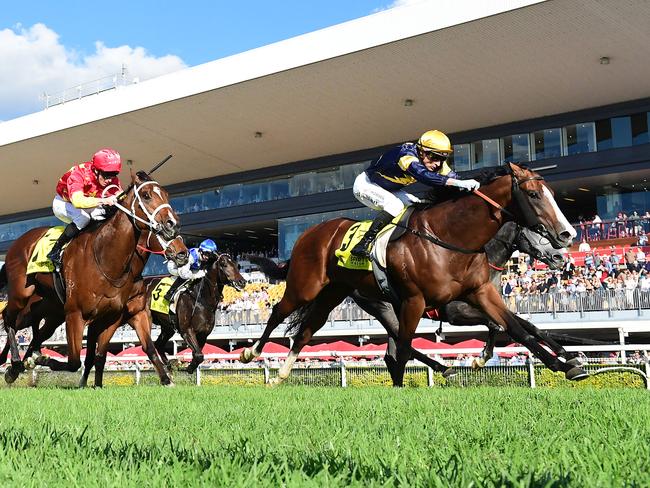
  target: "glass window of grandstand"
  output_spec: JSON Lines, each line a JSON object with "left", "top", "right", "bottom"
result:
{"left": 597, "top": 113, "right": 649, "bottom": 150}
{"left": 451, "top": 144, "right": 471, "bottom": 172}
{"left": 472, "top": 139, "right": 500, "bottom": 168}
{"left": 532, "top": 128, "right": 562, "bottom": 160}
{"left": 564, "top": 122, "right": 596, "bottom": 156}
{"left": 501, "top": 133, "right": 531, "bottom": 163}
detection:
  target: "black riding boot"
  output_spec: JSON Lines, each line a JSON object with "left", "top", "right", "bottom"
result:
{"left": 47, "top": 223, "right": 80, "bottom": 271}
{"left": 350, "top": 210, "right": 395, "bottom": 258}
{"left": 164, "top": 278, "right": 186, "bottom": 302}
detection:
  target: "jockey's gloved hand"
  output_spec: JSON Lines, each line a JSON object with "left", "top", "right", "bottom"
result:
{"left": 195, "top": 270, "right": 207, "bottom": 279}
{"left": 450, "top": 178, "right": 480, "bottom": 192}
{"left": 102, "top": 195, "right": 119, "bottom": 206}
{"left": 89, "top": 207, "right": 107, "bottom": 221}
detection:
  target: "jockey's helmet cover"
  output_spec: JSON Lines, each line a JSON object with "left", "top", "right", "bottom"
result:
{"left": 92, "top": 148, "right": 122, "bottom": 173}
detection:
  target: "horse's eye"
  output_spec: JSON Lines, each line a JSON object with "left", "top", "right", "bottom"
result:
{"left": 527, "top": 191, "right": 540, "bottom": 199}
{"left": 142, "top": 192, "right": 151, "bottom": 201}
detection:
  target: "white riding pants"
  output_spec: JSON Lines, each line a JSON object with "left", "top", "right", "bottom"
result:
{"left": 52, "top": 195, "right": 106, "bottom": 230}
{"left": 352, "top": 172, "right": 421, "bottom": 217}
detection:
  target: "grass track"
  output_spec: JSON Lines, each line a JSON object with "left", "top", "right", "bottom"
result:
{"left": 0, "top": 386, "right": 648, "bottom": 487}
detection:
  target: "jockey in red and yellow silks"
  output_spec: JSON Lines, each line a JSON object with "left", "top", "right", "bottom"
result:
{"left": 48, "top": 148, "right": 123, "bottom": 270}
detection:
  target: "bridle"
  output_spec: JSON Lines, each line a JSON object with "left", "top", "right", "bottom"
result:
{"left": 102, "top": 180, "right": 178, "bottom": 252}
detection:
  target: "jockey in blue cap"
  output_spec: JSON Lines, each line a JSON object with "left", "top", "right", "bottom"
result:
{"left": 164, "top": 239, "right": 218, "bottom": 302}
{"left": 350, "top": 129, "right": 480, "bottom": 258}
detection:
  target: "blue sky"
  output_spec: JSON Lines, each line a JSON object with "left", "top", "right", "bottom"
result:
{"left": 0, "top": 0, "right": 419, "bottom": 120}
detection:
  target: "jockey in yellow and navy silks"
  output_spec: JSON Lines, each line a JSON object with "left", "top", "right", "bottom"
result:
{"left": 350, "top": 130, "right": 480, "bottom": 258}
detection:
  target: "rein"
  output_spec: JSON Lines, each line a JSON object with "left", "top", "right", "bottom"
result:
{"left": 393, "top": 221, "right": 484, "bottom": 254}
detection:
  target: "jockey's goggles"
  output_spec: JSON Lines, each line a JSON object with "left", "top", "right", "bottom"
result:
{"left": 419, "top": 148, "right": 449, "bottom": 162}
{"left": 98, "top": 170, "right": 119, "bottom": 179}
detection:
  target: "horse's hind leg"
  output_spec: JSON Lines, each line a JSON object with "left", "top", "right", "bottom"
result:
{"left": 24, "top": 314, "right": 63, "bottom": 370}
{"left": 518, "top": 320, "right": 580, "bottom": 366}
{"left": 271, "top": 285, "right": 350, "bottom": 386}
{"left": 153, "top": 320, "right": 175, "bottom": 369}
{"left": 473, "top": 325, "right": 499, "bottom": 369}
{"left": 3, "top": 308, "right": 26, "bottom": 383}
{"left": 241, "top": 298, "right": 299, "bottom": 363}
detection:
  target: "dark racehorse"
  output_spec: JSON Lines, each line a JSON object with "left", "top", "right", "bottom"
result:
{"left": 241, "top": 163, "right": 587, "bottom": 384}
{"left": 146, "top": 252, "right": 247, "bottom": 374}
{"left": 0, "top": 171, "right": 187, "bottom": 385}
{"left": 250, "top": 221, "right": 573, "bottom": 383}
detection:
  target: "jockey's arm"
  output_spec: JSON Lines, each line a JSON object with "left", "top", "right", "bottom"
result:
{"left": 70, "top": 191, "right": 114, "bottom": 209}
{"left": 167, "top": 255, "right": 206, "bottom": 280}
{"left": 405, "top": 160, "right": 450, "bottom": 186}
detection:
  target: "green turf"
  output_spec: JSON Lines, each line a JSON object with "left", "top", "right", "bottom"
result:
{"left": 0, "top": 386, "right": 647, "bottom": 487}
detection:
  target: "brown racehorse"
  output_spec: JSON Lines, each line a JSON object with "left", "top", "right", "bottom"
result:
{"left": 148, "top": 252, "right": 246, "bottom": 374}
{"left": 0, "top": 171, "right": 187, "bottom": 385}
{"left": 1, "top": 234, "right": 189, "bottom": 387}
{"left": 78, "top": 251, "right": 245, "bottom": 386}
{"left": 241, "top": 163, "right": 588, "bottom": 385}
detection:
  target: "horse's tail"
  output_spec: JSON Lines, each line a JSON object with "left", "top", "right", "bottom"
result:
{"left": 284, "top": 300, "right": 317, "bottom": 336}
{"left": 247, "top": 256, "right": 290, "bottom": 281}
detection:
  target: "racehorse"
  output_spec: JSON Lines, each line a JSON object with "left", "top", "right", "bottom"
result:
{"left": 147, "top": 252, "right": 246, "bottom": 374}
{"left": 0, "top": 171, "right": 187, "bottom": 385}
{"left": 250, "top": 221, "right": 574, "bottom": 384}
{"left": 240, "top": 163, "right": 587, "bottom": 385}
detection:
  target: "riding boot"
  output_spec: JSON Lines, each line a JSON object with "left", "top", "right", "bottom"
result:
{"left": 164, "top": 278, "right": 186, "bottom": 302}
{"left": 47, "top": 223, "right": 80, "bottom": 271}
{"left": 350, "top": 210, "right": 395, "bottom": 258}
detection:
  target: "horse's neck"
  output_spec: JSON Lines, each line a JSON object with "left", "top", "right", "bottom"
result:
{"left": 419, "top": 177, "right": 512, "bottom": 251}
{"left": 94, "top": 201, "right": 138, "bottom": 277}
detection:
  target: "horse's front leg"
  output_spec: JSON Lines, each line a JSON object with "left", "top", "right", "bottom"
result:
{"left": 128, "top": 310, "right": 173, "bottom": 386}
{"left": 466, "top": 285, "right": 588, "bottom": 381}
{"left": 36, "top": 311, "right": 84, "bottom": 372}
{"left": 181, "top": 328, "right": 204, "bottom": 374}
{"left": 394, "top": 294, "right": 426, "bottom": 387}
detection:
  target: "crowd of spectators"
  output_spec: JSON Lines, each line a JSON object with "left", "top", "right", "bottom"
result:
{"left": 501, "top": 244, "right": 650, "bottom": 299}
{"left": 577, "top": 211, "right": 650, "bottom": 242}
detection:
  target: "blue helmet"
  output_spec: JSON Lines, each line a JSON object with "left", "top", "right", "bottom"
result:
{"left": 199, "top": 239, "right": 218, "bottom": 254}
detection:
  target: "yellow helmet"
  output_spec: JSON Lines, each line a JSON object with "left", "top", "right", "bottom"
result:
{"left": 417, "top": 130, "right": 452, "bottom": 154}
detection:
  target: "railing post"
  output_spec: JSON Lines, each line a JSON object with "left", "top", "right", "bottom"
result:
{"left": 263, "top": 361, "right": 270, "bottom": 384}
{"left": 135, "top": 363, "right": 141, "bottom": 385}
{"left": 196, "top": 366, "right": 202, "bottom": 386}
{"left": 527, "top": 355, "right": 536, "bottom": 389}
{"left": 645, "top": 360, "right": 650, "bottom": 390}
{"left": 427, "top": 365, "right": 434, "bottom": 387}
{"left": 340, "top": 358, "right": 347, "bottom": 387}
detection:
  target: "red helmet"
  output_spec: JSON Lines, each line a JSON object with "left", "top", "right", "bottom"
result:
{"left": 92, "top": 148, "right": 122, "bottom": 173}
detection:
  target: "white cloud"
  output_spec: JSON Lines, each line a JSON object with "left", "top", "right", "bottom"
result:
{"left": 0, "top": 23, "right": 187, "bottom": 120}
{"left": 375, "top": 0, "right": 432, "bottom": 13}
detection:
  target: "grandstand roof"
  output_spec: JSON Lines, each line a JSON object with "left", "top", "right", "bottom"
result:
{"left": 2, "top": 0, "right": 649, "bottom": 215}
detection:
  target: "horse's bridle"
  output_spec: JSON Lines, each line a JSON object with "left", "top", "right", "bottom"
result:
{"left": 103, "top": 181, "right": 179, "bottom": 252}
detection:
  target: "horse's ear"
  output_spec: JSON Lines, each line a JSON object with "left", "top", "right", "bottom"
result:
{"left": 130, "top": 168, "right": 137, "bottom": 183}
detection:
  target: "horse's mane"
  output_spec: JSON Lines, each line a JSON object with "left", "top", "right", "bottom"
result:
{"left": 417, "top": 164, "right": 514, "bottom": 209}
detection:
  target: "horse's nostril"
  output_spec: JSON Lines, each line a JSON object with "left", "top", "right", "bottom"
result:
{"left": 560, "top": 231, "right": 572, "bottom": 241}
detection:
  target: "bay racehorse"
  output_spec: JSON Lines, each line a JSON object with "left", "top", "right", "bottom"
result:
{"left": 250, "top": 221, "right": 574, "bottom": 384}
{"left": 0, "top": 171, "right": 187, "bottom": 385}
{"left": 241, "top": 163, "right": 587, "bottom": 384}
{"left": 148, "top": 252, "right": 246, "bottom": 374}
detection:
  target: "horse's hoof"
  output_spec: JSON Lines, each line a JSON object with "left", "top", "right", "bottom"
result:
{"left": 24, "top": 357, "right": 36, "bottom": 370}
{"left": 565, "top": 366, "right": 590, "bottom": 381}
{"left": 240, "top": 348, "right": 256, "bottom": 364}
{"left": 164, "top": 381, "right": 176, "bottom": 388}
{"left": 566, "top": 357, "right": 583, "bottom": 367}
{"left": 4, "top": 367, "right": 20, "bottom": 384}
{"left": 34, "top": 355, "right": 49, "bottom": 367}
{"left": 471, "top": 358, "right": 486, "bottom": 370}
{"left": 442, "top": 368, "right": 458, "bottom": 379}
{"left": 268, "top": 377, "right": 283, "bottom": 387}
